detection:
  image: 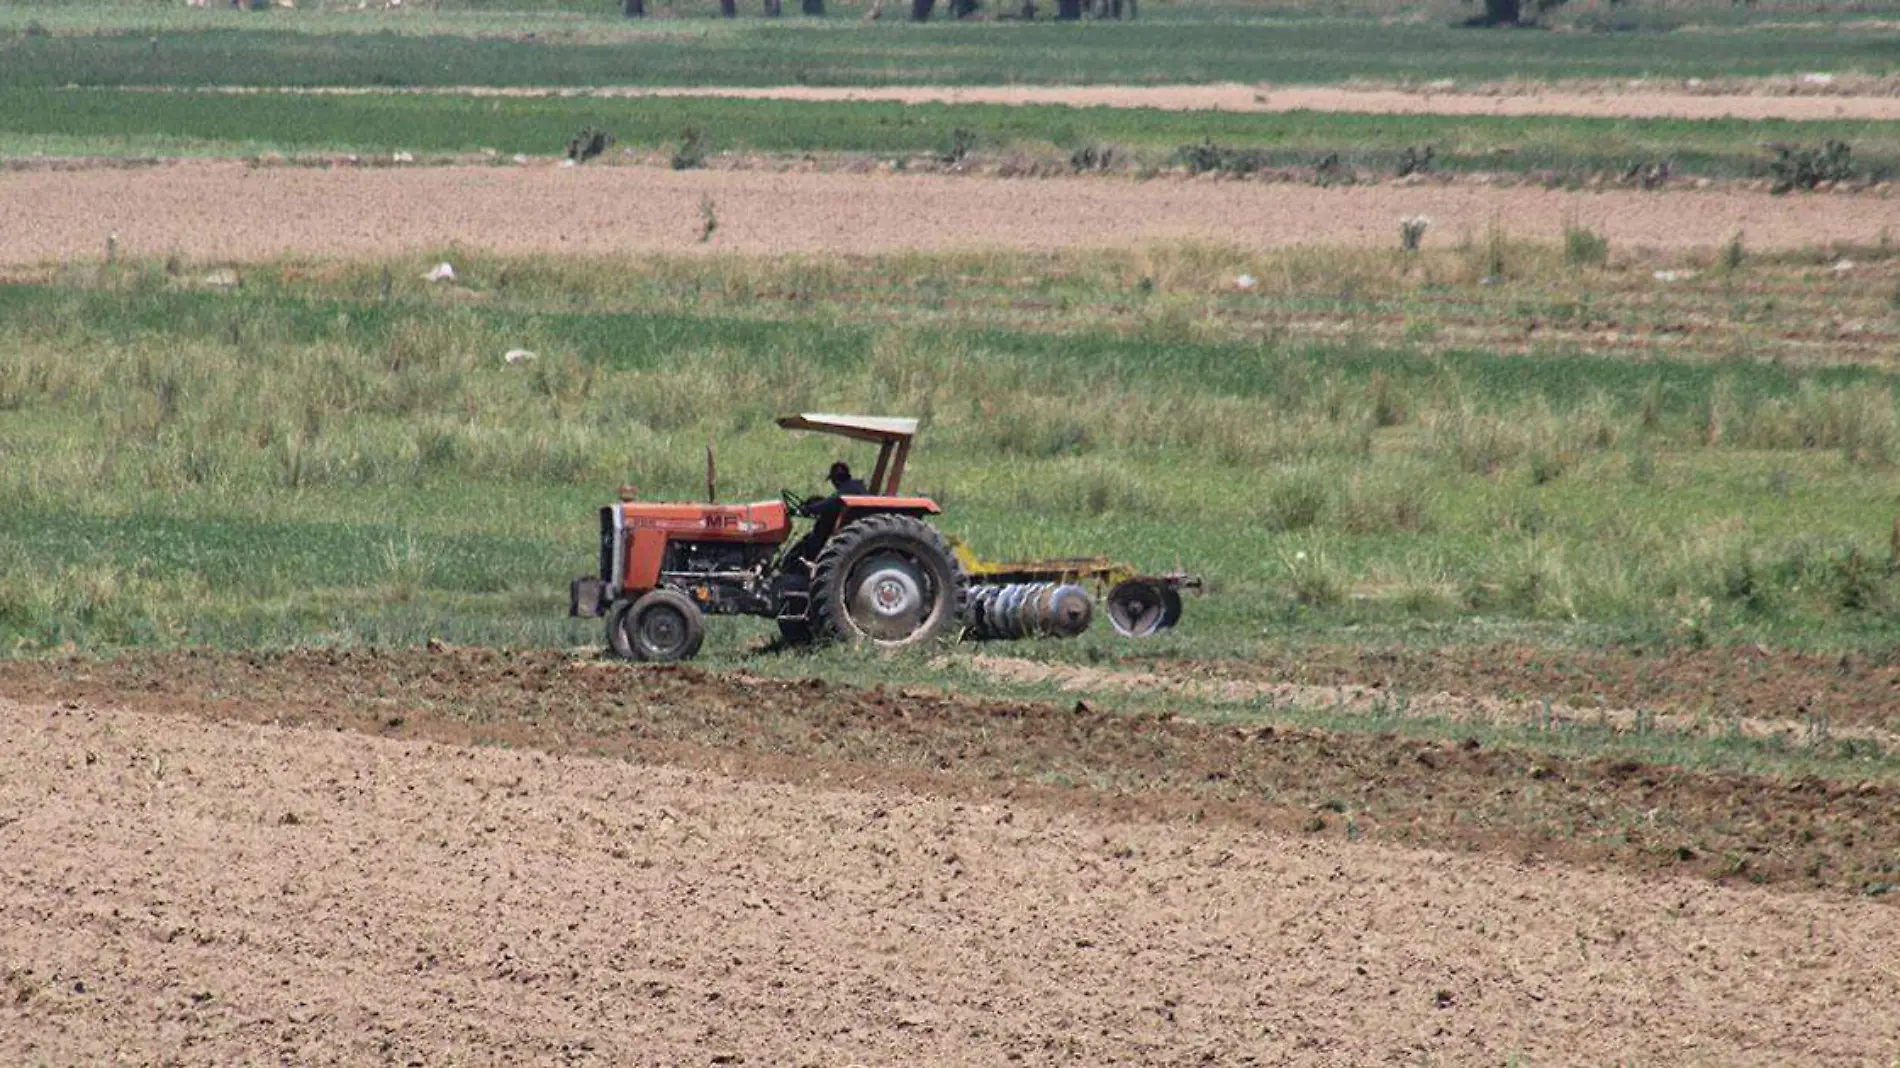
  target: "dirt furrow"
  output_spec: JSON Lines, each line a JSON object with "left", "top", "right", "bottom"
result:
{"left": 3, "top": 648, "right": 1897, "bottom": 898}
{"left": 971, "top": 653, "right": 1900, "bottom": 754}
{"left": 1129, "top": 643, "right": 1900, "bottom": 733}
{"left": 193, "top": 81, "right": 1900, "bottom": 122}
{"left": 7, "top": 693, "right": 1898, "bottom": 1065}
{"left": 4, "top": 160, "right": 1896, "bottom": 266}
{"left": 635, "top": 82, "right": 1900, "bottom": 121}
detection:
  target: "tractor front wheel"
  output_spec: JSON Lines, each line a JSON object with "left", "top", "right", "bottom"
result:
{"left": 810, "top": 515, "right": 966, "bottom": 649}
{"left": 607, "top": 589, "right": 707, "bottom": 663}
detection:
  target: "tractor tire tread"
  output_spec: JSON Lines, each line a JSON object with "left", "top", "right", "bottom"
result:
{"left": 809, "top": 513, "right": 967, "bottom": 648}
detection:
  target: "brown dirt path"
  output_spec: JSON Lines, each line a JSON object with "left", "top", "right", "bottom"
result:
{"left": 3, "top": 159, "right": 1895, "bottom": 265}
{"left": 222, "top": 82, "right": 1900, "bottom": 121}
{"left": 631, "top": 82, "right": 1900, "bottom": 122}
{"left": 5, "top": 691, "right": 1900, "bottom": 1066}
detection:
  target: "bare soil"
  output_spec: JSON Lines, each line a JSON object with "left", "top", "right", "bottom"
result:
{"left": 243, "top": 81, "right": 1900, "bottom": 121}
{"left": 3, "top": 649, "right": 1899, "bottom": 1065}
{"left": 969, "top": 649, "right": 1900, "bottom": 754}
{"left": 7, "top": 78, "right": 1900, "bottom": 1057}
{"left": 628, "top": 82, "right": 1900, "bottom": 122}
{"left": 7, "top": 648, "right": 1900, "bottom": 894}
{"left": 3, "top": 159, "right": 1895, "bottom": 266}
{"left": 1148, "top": 643, "right": 1900, "bottom": 732}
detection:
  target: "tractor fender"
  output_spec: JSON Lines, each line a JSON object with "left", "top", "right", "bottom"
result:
{"left": 836, "top": 495, "right": 941, "bottom": 519}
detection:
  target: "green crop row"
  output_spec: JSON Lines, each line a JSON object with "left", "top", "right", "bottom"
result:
{"left": 4, "top": 247, "right": 1900, "bottom": 657}
{"left": 8, "top": 88, "right": 1900, "bottom": 184}
{"left": 1, "top": 14, "right": 1896, "bottom": 90}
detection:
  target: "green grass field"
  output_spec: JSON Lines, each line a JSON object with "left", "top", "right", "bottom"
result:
{"left": 2, "top": 2, "right": 1897, "bottom": 91}
{"left": 5, "top": 244, "right": 1899, "bottom": 659}
{"left": 8, "top": 87, "right": 1900, "bottom": 184}
{"left": 6, "top": 0, "right": 1900, "bottom": 680}
{"left": 9, "top": 0, "right": 1899, "bottom": 183}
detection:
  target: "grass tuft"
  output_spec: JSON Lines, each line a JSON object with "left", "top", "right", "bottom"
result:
{"left": 1563, "top": 223, "right": 1610, "bottom": 268}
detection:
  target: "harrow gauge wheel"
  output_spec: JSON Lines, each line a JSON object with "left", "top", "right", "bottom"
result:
{"left": 1106, "top": 579, "right": 1174, "bottom": 639}
{"left": 811, "top": 515, "right": 967, "bottom": 650}
{"left": 1159, "top": 586, "right": 1184, "bottom": 629}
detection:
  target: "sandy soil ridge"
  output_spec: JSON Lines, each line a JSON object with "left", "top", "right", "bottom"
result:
{"left": 4, "top": 160, "right": 1896, "bottom": 265}
{"left": 193, "top": 82, "right": 1900, "bottom": 122}
{"left": 633, "top": 82, "right": 1900, "bottom": 122}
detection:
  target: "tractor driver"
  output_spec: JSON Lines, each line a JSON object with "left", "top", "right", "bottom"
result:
{"left": 784, "top": 461, "right": 867, "bottom": 569}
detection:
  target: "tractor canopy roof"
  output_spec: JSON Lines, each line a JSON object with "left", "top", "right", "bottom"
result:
{"left": 775, "top": 413, "right": 921, "bottom": 496}
{"left": 775, "top": 413, "right": 918, "bottom": 446}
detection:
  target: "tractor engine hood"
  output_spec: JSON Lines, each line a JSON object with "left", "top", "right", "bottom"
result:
{"left": 617, "top": 499, "right": 790, "bottom": 536}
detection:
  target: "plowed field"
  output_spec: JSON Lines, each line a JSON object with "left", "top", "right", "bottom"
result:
{"left": 627, "top": 83, "right": 1900, "bottom": 122}
{"left": 219, "top": 82, "right": 1900, "bottom": 121}
{"left": 3, "top": 649, "right": 1898, "bottom": 1065}
{"left": 8, "top": 82, "right": 1900, "bottom": 1062}
{"left": 3, "top": 159, "right": 1895, "bottom": 265}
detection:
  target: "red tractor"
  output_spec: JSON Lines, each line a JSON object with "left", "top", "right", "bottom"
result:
{"left": 570, "top": 412, "right": 1199, "bottom": 661}
{"left": 569, "top": 413, "right": 967, "bottom": 661}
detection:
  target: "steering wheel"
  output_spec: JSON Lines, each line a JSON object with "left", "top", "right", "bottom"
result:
{"left": 781, "top": 489, "right": 813, "bottom": 518}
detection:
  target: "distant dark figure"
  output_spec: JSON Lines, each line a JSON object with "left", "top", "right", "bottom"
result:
{"left": 566, "top": 127, "right": 615, "bottom": 164}
{"left": 1460, "top": 0, "right": 1549, "bottom": 27}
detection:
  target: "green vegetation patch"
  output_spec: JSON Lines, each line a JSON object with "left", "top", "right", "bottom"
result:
{"left": 1, "top": 17, "right": 1897, "bottom": 90}
{"left": 8, "top": 88, "right": 1900, "bottom": 183}
{"left": 6, "top": 246, "right": 1900, "bottom": 657}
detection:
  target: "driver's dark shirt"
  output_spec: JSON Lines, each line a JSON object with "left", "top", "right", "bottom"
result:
{"left": 809, "top": 478, "right": 867, "bottom": 520}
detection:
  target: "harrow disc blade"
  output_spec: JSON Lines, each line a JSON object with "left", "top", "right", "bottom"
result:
{"left": 1045, "top": 584, "right": 1094, "bottom": 638}
{"left": 963, "top": 582, "right": 1095, "bottom": 641}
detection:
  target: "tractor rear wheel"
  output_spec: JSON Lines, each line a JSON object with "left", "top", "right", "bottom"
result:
{"left": 810, "top": 514, "right": 966, "bottom": 649}
{"left": 608, "top": 589, "right": 706, "bottom": 662}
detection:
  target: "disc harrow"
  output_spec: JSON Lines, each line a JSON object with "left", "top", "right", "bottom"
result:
{"left": 965, "top": 582, "right": 1096, "bottom": 640}
{"left": 950, "top": 542, "right": 1200, "bottom": 642}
